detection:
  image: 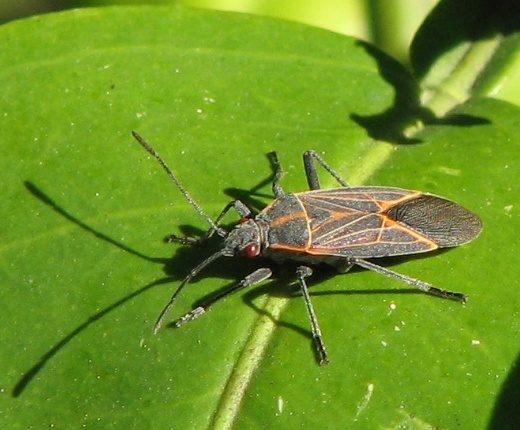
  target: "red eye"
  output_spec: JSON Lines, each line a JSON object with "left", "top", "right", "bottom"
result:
{"left": 244, "top": 243, "right": 260, "bottom": 257}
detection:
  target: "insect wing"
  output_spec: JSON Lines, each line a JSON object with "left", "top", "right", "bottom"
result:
{"left": 296, "top": 187, "right": 481, "bottom": 258}
{"left": 384, "top": 193, "right": 482, "bottom": 247}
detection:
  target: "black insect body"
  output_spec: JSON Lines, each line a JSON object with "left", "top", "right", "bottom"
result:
{"left": 132, "top": 132, "right": 482, "bottom": 365}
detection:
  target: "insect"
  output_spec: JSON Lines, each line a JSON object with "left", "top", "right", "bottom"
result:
{"left": 132, "top": 131, "right": 482, "bottom": 365}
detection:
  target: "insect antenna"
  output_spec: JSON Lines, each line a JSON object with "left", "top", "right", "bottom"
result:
{"left": 132, "top": 131, "right": 227, "bottom": 237}
{"left": 153, "top": 249, "right": 227, "bottom": 333}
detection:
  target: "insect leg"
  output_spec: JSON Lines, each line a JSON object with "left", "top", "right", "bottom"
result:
{"left": 166, "top": 199, "right": 253, "bottom": 245}
{"left": 268, "top": 151, "right": 285, "bottom": 198}
{"left": 296, "top": 266, "right": 329, "bottom": 365}
{"left": 303, "top": 150, "right": 350, "bottom": 190}
{"left": 174, "top": 267, "right": 273, "bottom": 326}
{"left": 352, "top": 258, "right": 468, "bottom": 303}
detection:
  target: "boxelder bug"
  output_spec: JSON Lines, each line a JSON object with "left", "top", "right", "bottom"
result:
{"left": 132, "top": 131, "right": 482, "bottom": 365}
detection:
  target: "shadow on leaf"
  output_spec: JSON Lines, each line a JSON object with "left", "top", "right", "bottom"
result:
{"left": 351, "top": 41, "right": 491, "bottom": 144}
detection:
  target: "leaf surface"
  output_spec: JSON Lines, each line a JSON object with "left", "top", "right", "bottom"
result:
{"left": 1, "top": 6, "right": 519, "bottom": 429}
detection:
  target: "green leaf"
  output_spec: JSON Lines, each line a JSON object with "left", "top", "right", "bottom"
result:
{"left": 1, "top": 6, "right": 519, "bottom": 430}
{"left": 410, "top": 0, "right": 520, "bottom": 115}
